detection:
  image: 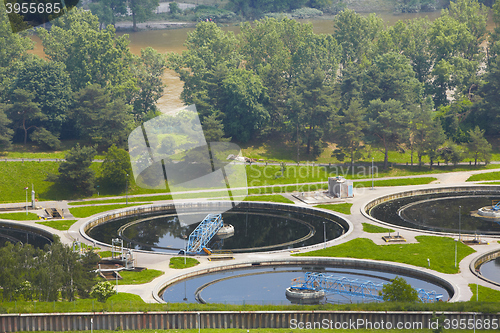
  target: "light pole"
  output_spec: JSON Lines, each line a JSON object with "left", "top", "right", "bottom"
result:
{"left": 323, "top": 221, "right": 326, "bottom": 249}
{"left": 126, "top": 174, "right": 129, "bottom": 205}
{"left": 90, "top": 318, "right": 93, "bottom": 333}
{"left": 371, "top": 157, "right": 374, "bottom": 190}
{"left": 197, "top": 312, "right": 201, "bottom": 333}
{"left": 25, "top": 186, "right": 28, "bottom": 215}
{"left": 182, "top": 234, "right": 187, "bottom": 265}
{"left": 459, "top": 206, "right": 461, "bottom": 242}
{"left": 454, "top": 238, "right": 457, "bottom": 268}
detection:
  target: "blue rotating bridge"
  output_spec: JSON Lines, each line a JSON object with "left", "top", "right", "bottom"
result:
{"left": 291, "top": 272, "right": 443, "bottom": 303}
{"left": 186, "top": 214, "right": 223, "bottom": 254}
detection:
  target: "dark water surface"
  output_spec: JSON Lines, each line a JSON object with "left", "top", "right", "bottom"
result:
{"left": 369, "top": 192, "right": 500, "bottom": 234}
{"left": 88, "top": 207, "right": 346, "bottom": 252}
{"left": 0, "top": 224, "right": 52, "bottom": 248}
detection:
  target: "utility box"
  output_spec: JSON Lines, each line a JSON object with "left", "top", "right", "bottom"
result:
{"left": 328, "top": 176, "right": 353, "bottom": 198}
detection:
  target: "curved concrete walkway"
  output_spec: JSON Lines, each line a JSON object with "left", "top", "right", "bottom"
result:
{"left": 2, "top": 170, "right": 500, "bottom": 304}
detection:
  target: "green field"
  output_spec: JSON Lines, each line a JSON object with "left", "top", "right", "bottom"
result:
{"left": 69, "top": 204, "right": 147, "bottom": 218}
{"left": 169, "top": 257, "right": 200, "bottom": 269}
{"left": 243, "top": 194, "right": 294, "bottom": 204}
{"left": 117, "top": 269, "right": 164, "bottom": 285}
{"left": 362, "top": 223, "right": 396, "bottom": 233}
{"left": 467, "top": 171, "right": 500, "bottom": 182}
{"left": 36, "top": 219, "right": 78, "bottom": 230}
{"left": 294, "top": 236, "right": 475, "bottom": 274}
{"left": 470, "top": 284, "right": 500, "bottom": 302}
{"left": 314, "top": 203, "right": 352, "bottom": 215}
{"left": 0, "top": 212, "right": 40, "bottom": 220}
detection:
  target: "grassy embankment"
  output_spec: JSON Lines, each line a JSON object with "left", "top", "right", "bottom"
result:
{"left": 0, "top": 212, "right": 40, "bottom": 220}
{"left": 467, "top": 171, "right": 500, "bottom": 182}
{"left": 294, "top": 236, "right": 475, "bottom": 274}
{"left": 362, "top": 223, "right": 395, "bottom": 233}
{"left": 169, "top": 257, "right": 200, "bottom": 269}
{"left": 314, "top": 203, "right": 352, "bottom": 215}
{"left": 36, "top": 220, "right": 78, "bottom": 230}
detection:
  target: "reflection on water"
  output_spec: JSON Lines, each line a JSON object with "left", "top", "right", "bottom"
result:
{"left": 480, "top": 257, "right": 500, "bottom": 285}
{"left": 88, "top": 207, "right": 345, "bottom": 253}
{"left": 0, "top": 224, "right": 52, "bottom": 248}
{"left": 370, "top": 192, "right": 500, "bottom": 234}
{"left": 161, "top": 265, "right": 450, "bottom": 305}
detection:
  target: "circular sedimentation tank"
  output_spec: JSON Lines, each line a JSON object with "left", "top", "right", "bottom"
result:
{"left": 160, "top": 264, "right": 451, "bottom": 305}
{"left": 366, "top": 189, "right": 500, "bottom": 235}
{"left": 85, "top": 202, "right": 350, "bottom": 253}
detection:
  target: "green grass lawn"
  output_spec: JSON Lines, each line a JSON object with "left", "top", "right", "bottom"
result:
{"left": 36, "top": 219, "right": 78, "bottom": 230}
{"left": 314, "top": 203, "right": 352, "bottom": 215}
{"left": 98, "top": 250, "right": 112, "bottom": 258}
{"left": 362, "top": 223, "right": 395, "bottom": 233}
{"left": 69, "top": 204, "right": 148, "bottom": 218}
{"left": 0, "top": 212, "right": 40, "bottom": 220}
{"left": 354, "top": 177, "right": 437, "bottom": 187}
{"left": 68, "top": 194, "right": 173, "bottom": 205}
{"left": 467, "top": 171, "right": 500, "bottom": 182}
{"left": 117, "top": 269, "right": 164, "bottom": 285}
{"left": 243, "top": 194, "right": 294, "bottom": 204}
{"left": 169, "top": 257, "right": 200, "bottom": 269}
{"left": 294, "top": 236, "right": 475, "bottom": 274}
{"left": 469, "top": 284, "right": 500, "bottom": 302}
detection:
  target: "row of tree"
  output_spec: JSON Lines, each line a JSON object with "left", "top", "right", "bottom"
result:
{"left": 0, "top": 8, "right": 166, "bottom": 152}
{"left": 169, "top": 0, "right": 498, "bottom": 168}
{"left": 0, "top": 241, "right": 100, "bottom": 302}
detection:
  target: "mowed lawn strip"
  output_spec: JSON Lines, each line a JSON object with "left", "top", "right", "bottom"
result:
{"left": 362, "top": 223, "right": 395, "bottom": 233}
{"left": 36, "top": 220, "right": 78, "bottom": 230}
{"left": 243, "top": 194, "right": 294, "bottom": 204}
{"left": 469, "top": 284, "right": 500, "bottom": 302}
{"left": 117, "top": 269, "right": 164, "bottom": 285}
{"left": 169, "top": 257, "right": 200, "bottom": 269}
{"left": 69, "top": 204, "right": 147, "bottom": 218}
{"left": 315, "top": 203, "right": 352, "bottom": 215}
{"left": 467, "top": 171, "right": 500, "bottom": 182}
{"left": 294, "top": 236, "right": 475, "bottom": 274}
{"left": 0, "top": 212, "right": 40, "bottom": 220}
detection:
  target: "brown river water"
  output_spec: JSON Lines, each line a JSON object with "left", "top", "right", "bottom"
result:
{"left": 28, "top": 11, "right": 492, "bottom": 112}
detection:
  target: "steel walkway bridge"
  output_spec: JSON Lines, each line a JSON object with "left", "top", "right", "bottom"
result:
{"left": 291, "top": 272, "right": 443, "bottom": 303}
{"left": 186, "top": 214, "right": 223, "bottom": 254}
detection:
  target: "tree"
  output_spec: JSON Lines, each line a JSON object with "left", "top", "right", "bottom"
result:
{"left": 382, "top": 276, "right": 420, "bottom": 302}
{"left": 467, "top": 126, "right": 492, "bottom": 165}
{"left": 6, "top": 89, "right": 45, "bottom": 145}
{"left": 0, "top": 104, "right": 13, "bottom": 151}
{"left": 53, "top": 144, "right": 97, "bottom": 196}
{"left": 202, "top": 113, "right": 229, "bottom": 142}
{"left": 38, "top": 9, "right": 135, "bottom": 94}
{"left": 169, "top": 2, "right": 180, "bottom": 14}
{"left": 332, "top": 10, "right": 383, "bottom": 67}
{"left": 132, "top": 47, "right": 167, "bottom": 121}
{"left": 90, "top": 281, "right": 115, "bottom": 302}
{"left": 129, "top": 0, "right": 160, "bottom": 32}
{"left": 335, "top": 98, "right": 367, "bottom": 167}
{"left": 73, "top": 84, "right": 134, "bottom": 149}
{"left": 362, "top": 52, "right": 423, "bottom": 108}
{"left": 367, "top": 99, "right": 411, "bottom": 169}
{"left": 0, "top": 10, "right": 33, "bottom": 102}
{"left": 411, "top": 99, "right": 446, "bottom": 167}
{"left": 100, "top": 144, "right": 132, "bottom": 190}
{"left": 220, "top": 68, "right": 269, "bottom": 143}
{"left": 30, "top": 128, "right": 61, "bottom": 150}
{"left": 13, "top": 56, "right": 72, "bottom": 134}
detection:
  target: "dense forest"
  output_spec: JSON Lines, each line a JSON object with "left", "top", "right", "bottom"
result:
{"left": 0, "top": 0, "right": 499, "bottom": 170}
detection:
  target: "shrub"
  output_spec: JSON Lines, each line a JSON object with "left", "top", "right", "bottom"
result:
{"left": 90, "top": 281, "right": 115, "bottom": 302}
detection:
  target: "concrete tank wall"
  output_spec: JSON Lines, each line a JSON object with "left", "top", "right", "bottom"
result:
{"left": 1, "top": 311, "right": 499, "bottom": 331}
